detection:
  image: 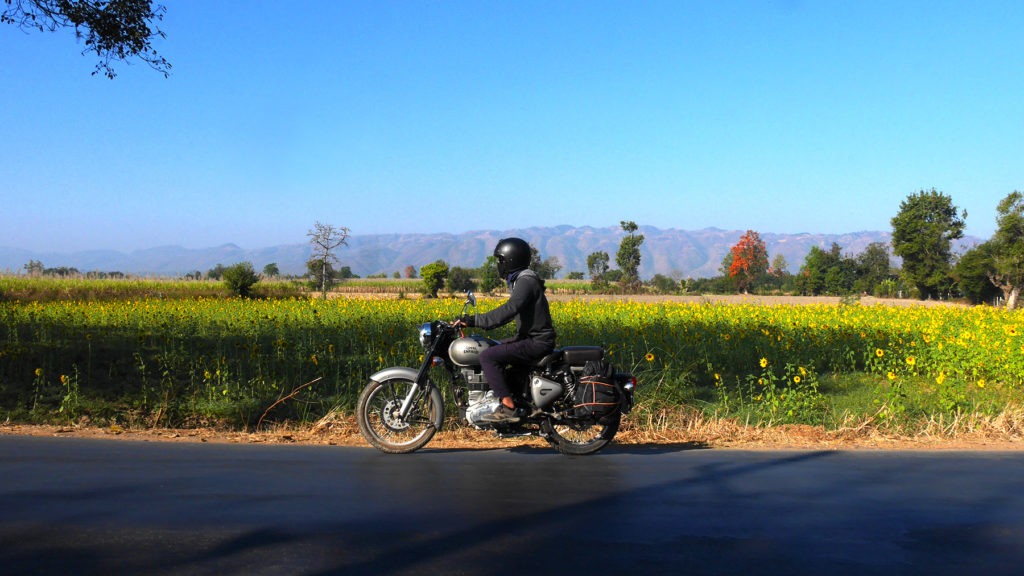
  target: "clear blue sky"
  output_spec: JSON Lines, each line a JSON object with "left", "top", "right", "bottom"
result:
{"left": 2, "top": 0, "right": 1021, "bottom": 252}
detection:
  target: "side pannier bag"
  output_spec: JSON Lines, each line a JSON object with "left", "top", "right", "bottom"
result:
{"left": 573, "top": 360, "right": 620, "bottom": 424}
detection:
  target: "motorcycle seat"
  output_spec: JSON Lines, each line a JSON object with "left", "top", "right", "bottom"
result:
{"left": 532, "top": 346, "right": 604, "bottom": 368}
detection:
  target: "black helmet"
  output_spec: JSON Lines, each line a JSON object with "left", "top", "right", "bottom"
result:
{"left": 493, "top": 237, "right": 531, "bottom": 278}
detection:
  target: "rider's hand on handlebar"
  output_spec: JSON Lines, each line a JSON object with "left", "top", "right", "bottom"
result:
{"left": 451, "top": 315, "right": 475, "bottom": 328}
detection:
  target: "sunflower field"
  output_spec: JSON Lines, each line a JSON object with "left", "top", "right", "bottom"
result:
{"left": 1, "top": 295, "right": 1022, "bottom": 429}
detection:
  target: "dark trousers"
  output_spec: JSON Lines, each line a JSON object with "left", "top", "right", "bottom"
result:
{"left": 479, "top": 338, "right": 553, "bottom": 399}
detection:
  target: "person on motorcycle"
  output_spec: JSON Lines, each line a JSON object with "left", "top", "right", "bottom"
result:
{"left": 454, "top": 237, "right": 557, "bottom": 423}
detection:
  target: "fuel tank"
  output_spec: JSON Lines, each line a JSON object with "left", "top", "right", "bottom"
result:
{"left": 448, "top": 335, "right": 499, "bottom": 367}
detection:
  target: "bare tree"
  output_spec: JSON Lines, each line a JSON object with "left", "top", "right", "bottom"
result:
{"left": 307, "top": 222, "right": 349, "bottom": 299}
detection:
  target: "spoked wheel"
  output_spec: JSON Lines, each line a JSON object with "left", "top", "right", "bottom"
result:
{"left": 541, "top": 412, "right": 620, "bottom": 456}
{"left": 356, "top": 378, "right": 444, "bottom": 454}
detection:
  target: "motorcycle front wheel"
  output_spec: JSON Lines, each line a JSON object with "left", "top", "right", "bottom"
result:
{"left": 356, "top": 377, "right": 444, "bottom": 454}
{"left": 541, "top": 412, "right": 620, "bottom": 456}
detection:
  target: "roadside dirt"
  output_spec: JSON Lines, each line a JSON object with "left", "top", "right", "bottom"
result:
{"left": 3, "top": 419, "right": 1021, "bottom": 452}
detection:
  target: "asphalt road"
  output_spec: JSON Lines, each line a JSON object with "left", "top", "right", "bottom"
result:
{"left": 1, "top": 436, "right": 1023, "bottom": 575}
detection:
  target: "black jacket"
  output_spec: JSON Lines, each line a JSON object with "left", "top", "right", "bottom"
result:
{"left": 469, "top": 269, "right": 556, "bottom": 348}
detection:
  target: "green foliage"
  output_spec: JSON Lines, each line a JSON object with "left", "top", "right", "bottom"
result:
{"left": 529, "top": 245, "right": 562, "bottom": 279}
{"left": 647, "top": 274, "right": 679, "bottom": 294}
{"left": 446, "top": 266, "right": 476, "bottom": 294}
{"left": 262, "top": 263, "right": 280, "bottom": 277}
{"left": 566, "top": 271, "right": 585, "bottom": 280}
{"left": 306, "top": 258, "right": 336, "bottom": 295}
{"left": 953, "top": 244, "right": 1000, "bottom": 305}
{"left": 586, "top": 251, "right": 610, "bottom": 289}
{"left": 988, "top": 191, "right": 1024, "bottom": 308}
{"left": 616, "top": 221, "right": 644, "bottom": 291}
{"left": 477, "top": 256, "right": 502, "bottom": 293}
{"left": 222, "top": 262, "right": 260, "bottom": 298}
{"left": 419, "top": 260, "right": 449, "bottom": 297}
{"left": 2, "top": 0, "right": 171, "bottom": 78}
{"left": 891, "top": 189, "right": 966, "bottom": 300}
{"left": 206, "top": 263, "right": 227, "bottom": 280}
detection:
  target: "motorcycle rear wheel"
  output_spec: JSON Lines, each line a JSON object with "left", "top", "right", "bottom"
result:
{"left": 356, "top": 377, "right": 444, "bottom": 454}
{"left": 541, "top": 413, "right": 620, "bottom": 456}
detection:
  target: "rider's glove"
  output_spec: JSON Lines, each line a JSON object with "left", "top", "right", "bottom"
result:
{"left": 458, "top": 315, "right": 476, "bottom": 327}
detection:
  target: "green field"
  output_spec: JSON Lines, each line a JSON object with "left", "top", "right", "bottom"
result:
{"left": 2, "top": 279, "right": 1022, "bottom": 436}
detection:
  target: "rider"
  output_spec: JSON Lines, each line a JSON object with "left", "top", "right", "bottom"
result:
{"left": 454, "top": 237, "right": 557, "bottom": 423}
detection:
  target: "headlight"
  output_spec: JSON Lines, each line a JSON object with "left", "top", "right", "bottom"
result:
{"left": 418, "top": 323, "right": 433, "bottom": 348}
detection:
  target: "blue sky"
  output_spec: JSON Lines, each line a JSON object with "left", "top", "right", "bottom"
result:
{"left": 2, "top": 1, "right": 1021, "bottom": 253}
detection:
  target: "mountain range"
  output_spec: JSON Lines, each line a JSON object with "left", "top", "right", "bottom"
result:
{"left": 0, "top": 225, "right": 981, "bottom": 279}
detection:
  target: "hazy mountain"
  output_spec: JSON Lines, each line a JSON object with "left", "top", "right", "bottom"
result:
{"left": 0, "top": 225, "right": 983, "bottom": 279}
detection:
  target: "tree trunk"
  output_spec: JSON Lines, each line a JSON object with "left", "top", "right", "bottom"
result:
{"left": 1007, "top": 286, "right": 1020, "bottom": 310}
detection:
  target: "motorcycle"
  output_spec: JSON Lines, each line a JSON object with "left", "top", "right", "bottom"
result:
{"left": 356, "top": 291, "right": 636, "bottom": 455}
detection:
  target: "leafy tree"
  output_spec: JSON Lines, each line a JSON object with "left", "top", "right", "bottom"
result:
{"left": 308, "top": 221, "right": 349, "bottom": 300}
{"left": 891, "top": 189, "right": 966, "bottom": 300}
{"left": 566, "top": 271, "right": 585, "bottom": 280}
{"left": 854, "top": 242, "right": 892, "bottom": 295}
{"left": 23, "top": 259, "right": 43, "bottom": 276}
{"left": 796, "top": 244, "right": 842, "bottom": 296}
{"left": 586, "top": 251, "right": 610, "bottom": 287}
{"left": 404, "top": 265, "right": 417, "bottom": 279}
{"left": 726, "top": 230, "right": 769, "bottom": 293}
{"left": 262, "top": 262, "right": 280, "bottom": 277}
{"left": 223, "top": 262, "right": 260, "bottom": 298}
{"left": 419, "top": 260, "right": 449, "bottom": 298}
{"left": 305, "top": 258, "right": 336, "bottom": 291}
{"left": 477, "top": 256, "right": 502, "bottom": 293}
{"left": 986, "top": 191, "right": 1024, "bottom": 309}
{"left": 529, "top": 245, "right": 562, "bottom": 280}
{"left": 2, "top": 0, "right": 171, "bottom": 78}
{"left": 616, "top": 221, "right": 644, "bottom": 292}
{"left": 953, "top": 243, "right": 1001, "bottom": 305}
{"left": 206, "top": 263, "right": 227, "bottom": 280}
{"left": 446, "top": 266, "right": 476, "bottom": 294}
{"left": 648, "top": 274, "right": 678, "bottom": 294}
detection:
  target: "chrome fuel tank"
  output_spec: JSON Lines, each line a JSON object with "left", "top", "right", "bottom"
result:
{"left": 448, "top": 335, "right": 498, "bottom": 367}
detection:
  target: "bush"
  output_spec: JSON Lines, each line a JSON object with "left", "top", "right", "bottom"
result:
{"left": 223, "top": 262, "right": 260, "bottom": 297}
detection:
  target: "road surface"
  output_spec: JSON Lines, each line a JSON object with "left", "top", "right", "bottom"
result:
{"left": 1, "top": 435, "right": 1023, "bottom": 575}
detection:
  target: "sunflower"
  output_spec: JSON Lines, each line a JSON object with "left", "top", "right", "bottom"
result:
{"left": 905, "top": 356, "right": 916, "bottom": 367}
{"left": 875, "top": 348, "right": 884, "bottom": 358}
{"left": 645, "top": 353, "right": 655, "bottom": 362}
{"left": 759, "top": 357, "right": 768, "bottom": 368}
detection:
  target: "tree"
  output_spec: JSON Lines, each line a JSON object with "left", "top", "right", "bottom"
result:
{"left": 796, "top": 244, "right": 843, "bottom": 296}
{"left": 616, "top": 221, "right": 644, "bottom": 292}
{"left": 2, "top": 0, "right": 171, "bottom": 78}
{"left": 726, "top": 230, "right": 769, "bottom": 293}
{"left": 305, "top": 258, "right": 336, "bottom": 291}
{"left": 404, "top": 265, "right": 417, "bottom": 279}
{"left": 986, "top": 191, "right": 1024, "bottom": 308}
{"left": 891, "top": 189, "right": 966, "bottom": 300}
{"left": 206, "top": 263, "right": 227, "bottom": 280}
{"left": 262, "top": 262, "right": 280, "bottom": 278}
{"left": 528, "top": 245, "right": 562, "bottom": 280}
{"left": 307, "top": 221, "right": 349, "bottom": 300}
{"left": 586, "top": 251, "right": 610, "bottom": 289}
{"left": 419, "top": 260, "right": 449, "bottom": 298}
{"left": 566, "top": 271, "right": 584, "bottom": 280}
{"left": 222, "top": 262, "right": 260, "bottom": 298}
{"left": 953, "top": 243, "right": 1001, "bottom": 305}
{"left": 477, "top": 256, "right": 502, "bottom": 293}
{"left": 23, "top": 259, "right": 43, "bottom": 276}
{"left": 446, "top": 266, "right": 476, "bottom": 294}
{"left": 853, "top": 242, "right": 891, "bottom": 295}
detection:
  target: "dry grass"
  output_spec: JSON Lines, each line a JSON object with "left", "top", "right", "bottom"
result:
{"left": 7, "top": 405, "right": 1024, "bottom": 451}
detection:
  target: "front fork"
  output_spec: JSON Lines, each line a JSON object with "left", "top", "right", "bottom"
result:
{"left": 397, "top": 351, "right": 456, "bottom": 420}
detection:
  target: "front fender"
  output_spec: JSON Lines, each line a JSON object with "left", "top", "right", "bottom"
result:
{"left": 369, "top": 366, "right": 421, "bottom": 384}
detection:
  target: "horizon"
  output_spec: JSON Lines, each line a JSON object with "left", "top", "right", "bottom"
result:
{"left": 3, "top": 2, "right": 1020, "bottom": 253}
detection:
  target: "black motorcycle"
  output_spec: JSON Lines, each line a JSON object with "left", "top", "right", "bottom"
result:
{"left": 356, "top": 292, "right": 635, "bottom": 455}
